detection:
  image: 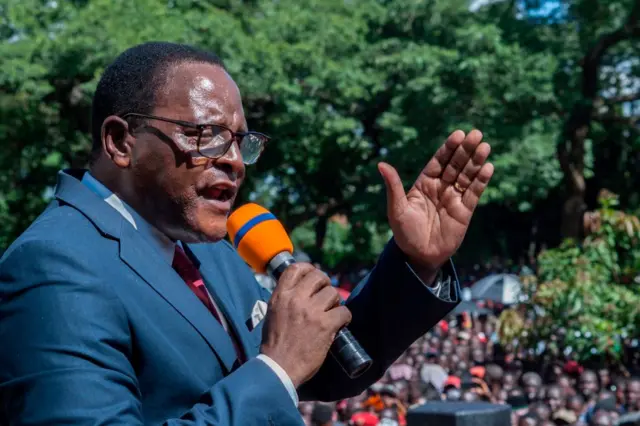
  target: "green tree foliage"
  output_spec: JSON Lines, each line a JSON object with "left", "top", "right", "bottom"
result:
{"left": 291, "top": 217, "right": 391, "bottom": 270}
{"left": 498, "top": 191, "right": 640, "bottom": 363}
{"left": 0, "top": 0, "right": 638, "bottom": 270}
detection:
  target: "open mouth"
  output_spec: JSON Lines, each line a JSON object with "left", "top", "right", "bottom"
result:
{"left": 202, "top": 186, "right": 235, "bottom": 202}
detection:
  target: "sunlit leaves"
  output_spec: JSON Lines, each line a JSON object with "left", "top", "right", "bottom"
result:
{"left": 500, "top": 193, "right": 640, "bottom": 363}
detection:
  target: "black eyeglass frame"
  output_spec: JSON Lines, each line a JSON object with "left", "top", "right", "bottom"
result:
{"left": 120, "top": 112, "right": 270, "bottom": 165}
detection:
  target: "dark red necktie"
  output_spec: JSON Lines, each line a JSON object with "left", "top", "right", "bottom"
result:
{"left": 172, "top": 245, "right": 245, "bottom": 364}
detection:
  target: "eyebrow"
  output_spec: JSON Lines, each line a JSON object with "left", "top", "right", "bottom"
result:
{"left": 198, "top": 114, "right": 248, "bottom": 133}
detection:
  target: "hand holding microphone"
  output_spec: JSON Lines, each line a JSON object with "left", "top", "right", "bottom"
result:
{"left": 227, "top": 204, "right": 372, "bottom": 386}
{"left": 258, "top": 263, "right": 352, "bottom": 387}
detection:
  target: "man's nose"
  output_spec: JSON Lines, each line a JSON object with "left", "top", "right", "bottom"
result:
{"left": 214, "top": 140, "right": 245, "bottom": 178}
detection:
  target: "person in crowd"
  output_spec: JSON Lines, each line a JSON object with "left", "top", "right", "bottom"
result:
{"left": 529, "top": 402, "right": 552, "bottom": 423}
{"left": 544, "top": 385, "right": 566, "bottom": 414}
{"left": 568, "top": 394, "right": 587, "bottom": 420}
{"left": 614, "top": 378, "right": 627, "bottom": 411}
{"left": 558, "top": 375, "right": 577, "bottom": 398}
{"left": 378, "top": 408, "right": 400, "bottom": 426}
{"left": 580, "top": 370, "right": 600, "bottom": 404}
{"left": 294, "top": 261, "right": 640, "bottom": 426}
{"left": 598, "top": 368, "right": 612, "bottom": 391}
{"left": 504, "top": 372, "right": 519, "bottom": 392}
{"left": 626, "top": 378, "right": 640, "bottom": 413}
{"left": 518, "top": 412, "right": 540, "bottom": 426}
{"left": 0, "top": 41, "right": 495, "bottom": 424}
{"left": 310, "top": 403, "right": 341, "bottom": 426}
{"left": 588, "top": 408, "right": 615, "bottom": 426}
{"left": 522, "top": 372, "right": 544, "bottom": 403}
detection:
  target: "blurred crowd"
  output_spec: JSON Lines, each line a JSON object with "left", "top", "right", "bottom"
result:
{"left": 299, "top": 311, "right": 640, "bottom": 426}
{"left": 291, "top": 262, "right": 640, "bottom": 426}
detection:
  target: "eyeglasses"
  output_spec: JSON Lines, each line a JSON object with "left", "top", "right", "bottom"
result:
{"left": 121, "top": 113, "right": 269, "bottom": 165}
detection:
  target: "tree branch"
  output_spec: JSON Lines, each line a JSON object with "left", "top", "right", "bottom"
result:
{"left": 559, "top": 1, "right": 640, "bottom": 180}
{"left": 557, "top": 1, "right": 640, "bottom": 239}
{"left": 593, "top": 113, "right": 640, "bottom": 127}
{"left": 597, "top": 92, "right": 640, "bottom": 105}
{"left": 581, "top": 0, "right": 640, "bottom": 99}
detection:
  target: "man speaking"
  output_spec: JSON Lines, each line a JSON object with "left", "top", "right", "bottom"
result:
{"left": 0, "top": 42, "right": 493, "bottom": 425}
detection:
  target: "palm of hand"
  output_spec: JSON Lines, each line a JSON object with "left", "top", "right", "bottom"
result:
{"left": 379, "top": 130, "right": 494, "bottom": 271}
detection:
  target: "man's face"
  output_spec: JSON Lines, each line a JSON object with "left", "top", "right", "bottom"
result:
{"left": 437, "top": 354, "right": 449, "bottom": 370}
{"left": 503, "top": 373, "right": 516, "bottom": 391}
{"left": 299, "top": 402, "right": 314, "bottom": 417}
{"left": 472, "top": 348, "right": 485, "bottom": 365}
{"left": 545, "top": 387, "right": 564, "bottom": 412}
{"left": 456, "top": 361, "right": 469, "bottom": 375}
{"left": 557, "top": 376, "right": 574, "bottom": 396}
{"left": 591, "top": 410, "right": 613, "bottom": 426}
{"left": 455, "top": 344, "right": 470, "bottom": 362}
{"left": 523, "top": 377, "right": 541, "bottom": 401}
{"left": 615, "top": 381, "right": 626, "bottom": 405}
{"left": 598, "top": 369, "right": 610, "bottom": 387}
{"left": 532, "top": 404, "right": 551, "bottom": 421}
{"left": 429, "top": 336, "right": 441, "bottom": 350}
{"left": 449, "top": 354, "right": 461, "bottom": 370}
{"left": 381, "top": 393, "right": 396, "bottom": 407}
{"left": 567, "top": 397, "right": 584, "bottom": 415}
{"left": 127, "top": 62, "right": 246, "bottom": 242}
{"left": 579, "top": 371, "right": 599, "bottom": 398}
{"left": 626, "top": 380, "right": 640, "bottom": 409}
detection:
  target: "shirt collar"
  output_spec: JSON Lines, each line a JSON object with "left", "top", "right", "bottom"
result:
{"left": 81, "top": 172, "right": 176, "bottom": 264}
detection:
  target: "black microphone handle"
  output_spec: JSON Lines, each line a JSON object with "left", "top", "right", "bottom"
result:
{"left": 268, "top": 253, "right": 373, "bottom": 379}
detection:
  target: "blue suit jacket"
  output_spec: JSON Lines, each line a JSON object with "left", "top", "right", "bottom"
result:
{"left": 0, "top": 170, "right": 460, "bottom": 425}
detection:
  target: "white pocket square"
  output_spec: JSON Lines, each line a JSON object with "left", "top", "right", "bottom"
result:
{"left": 249, "top": 300, "right": 268, "bottom": 330}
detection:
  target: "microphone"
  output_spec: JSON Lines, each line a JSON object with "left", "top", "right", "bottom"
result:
{"left": 227, "top": 203, "right": 373, "bottom": 379}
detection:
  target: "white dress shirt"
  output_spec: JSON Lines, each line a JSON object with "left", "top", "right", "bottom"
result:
{"left": 81, "top": 172, "right": 298, "bottom": 406}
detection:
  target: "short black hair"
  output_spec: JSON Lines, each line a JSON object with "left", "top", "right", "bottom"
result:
{"left": 90, "top": 41, "right": 226, "bottom": 162}
{"left": 310, "top": 403, "right": 334, "bottom": 425}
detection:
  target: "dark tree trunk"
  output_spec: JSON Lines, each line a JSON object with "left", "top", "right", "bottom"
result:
{"left": 558, "top": 1, "right": 640, "bottom": 240}
{"left": 315, "top": 213, "right": 328, "bottom": 250}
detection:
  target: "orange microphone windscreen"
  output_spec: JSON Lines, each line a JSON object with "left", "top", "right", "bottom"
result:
{"left": 227, "top": 203, "right": 294, "bottom": 274}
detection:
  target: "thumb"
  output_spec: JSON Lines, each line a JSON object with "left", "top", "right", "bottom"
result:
{"left": 378, "top": 162, "right": 407, "bottom": 219}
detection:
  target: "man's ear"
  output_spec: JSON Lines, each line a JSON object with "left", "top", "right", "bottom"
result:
{"left": 101, "top": 115, "right": 134, "bottom": 168}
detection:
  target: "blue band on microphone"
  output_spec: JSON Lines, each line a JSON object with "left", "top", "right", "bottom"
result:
{"left": 233, "top": 212, "right": 277, "bottom": 248}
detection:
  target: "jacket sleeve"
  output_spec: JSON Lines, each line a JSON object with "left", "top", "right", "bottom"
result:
{"left": 0, "top": 240, "right": 301, "bottom": 426}
{"left": 298, "top": 238, "right": 460, "bottom": 402}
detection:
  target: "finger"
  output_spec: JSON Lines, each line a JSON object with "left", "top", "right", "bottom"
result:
{"left": 378, "top": 162, "right": 408, "bottom": 219}
{"left": 441, "top": 129, "right": 483, "bottom": 184}
{"left": 423, "top": 130, "right": 466, "bottom": 178}
{"left": 462, "top": 162, "right": 494, "bottom": 211}
{"left": 275, "top": 262, "right": 316, "bottom": 292}
{"left": 312, "top": 285, "right": 342, "bottom": 311}
{"left": 295, "top": 268, "right": 332, "bottom": 298}
{"left": 455, "top": 142, "right": 491, "bottom": 189}
{"left": 326, "top": 305, "right": 352, "bottom": 330}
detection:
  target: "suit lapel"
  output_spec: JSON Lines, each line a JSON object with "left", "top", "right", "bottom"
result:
{"left": 54, "top": 169, "right": 123, "bottom": 238}
{"left": 54, "top": 169, "right": 242, "bottom": 373}
{"left": 118, "top": 222, "right": 239, "bottom": 373}
{"left": 187, "top": 244, "right": 255, "bottom": 360}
